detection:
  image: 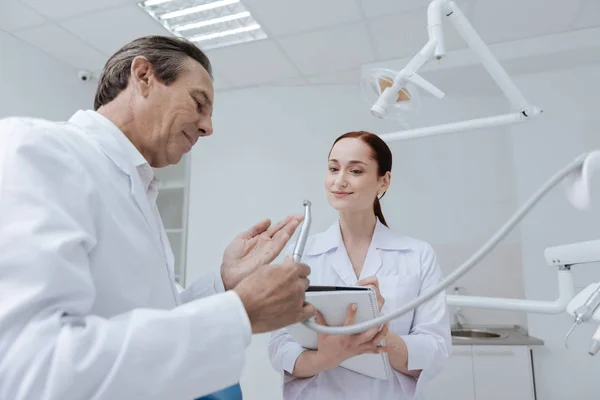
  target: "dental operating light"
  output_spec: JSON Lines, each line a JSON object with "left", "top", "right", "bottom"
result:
{"left": 362, "top": 0, "right": 542, "bottom": 141}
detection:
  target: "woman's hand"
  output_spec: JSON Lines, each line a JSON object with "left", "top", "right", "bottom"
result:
{"left": 313, "top": 304, "right": 394, "bottom": 371}
{"left": 357, "top": 276, "right": 384, "bottom": 312}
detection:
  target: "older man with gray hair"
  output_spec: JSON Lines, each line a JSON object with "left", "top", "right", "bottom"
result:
{"left": 0, "top": 35, "right": 315, "bottom": 400}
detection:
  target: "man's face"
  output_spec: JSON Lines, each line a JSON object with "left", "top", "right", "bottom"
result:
{"left": 137, "top": 57, "right": 214, "bottom": 167}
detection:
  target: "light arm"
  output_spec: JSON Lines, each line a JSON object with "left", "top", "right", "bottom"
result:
{"left": 378, "top": 111, "right": 537, "bottom": 142}
{"left": 446, "top": 269, "right": 574, "bottom": 314}
{"left": 369, "top": 0, "right": 542, "bottom": 142}
{"left": 444, "top": 0, "right": 532, "bottom": 113}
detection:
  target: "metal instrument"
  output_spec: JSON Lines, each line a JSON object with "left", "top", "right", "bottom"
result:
{"left": 565, "top": 284, "right": 600, "bottom": 348}
{"left": 292, "top": 200, "right": 312, "bottom": 263}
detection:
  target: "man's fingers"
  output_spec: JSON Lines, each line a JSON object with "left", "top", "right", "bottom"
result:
{"left": 268, "top": 214, "right": 303, "bottom": 238}
{"left": 258, "top": 230, "right": 299, "bottom": 265}
{"left": 295, "top": 263, "right": 311, "bottom": 278}
{"left": 299, "top": 276, "right": 310, "bottom": 291}
{"left": 260, "top": 219, "right": 301, "bottom": 263}
{"left": 240, "top": 219, "right": 271, "bottom": 240}
{"left": 266, "top": 216, "right": 293, "bottom": 238}
{"left": 282, "top": 258, "right": 311, "bottom": 277}
{"left": 272, "top": 219, "right": 301, "bottom": 245}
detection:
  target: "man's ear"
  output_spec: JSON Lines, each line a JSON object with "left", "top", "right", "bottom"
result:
{"left": 130, "top": 56, "right": 153, "bottom": 97}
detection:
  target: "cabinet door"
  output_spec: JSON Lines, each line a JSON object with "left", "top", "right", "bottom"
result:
{"left": 472, "top": 346, "right": 535, "bottom": 400}
{"left": 425, "top": 346, "right": 475, "bottom": 400}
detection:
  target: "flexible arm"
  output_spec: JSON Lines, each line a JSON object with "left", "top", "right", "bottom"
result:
{"left": 0, "top": 121, "right": 251, "bottom": 400}
{"left": 304, "top": 154, "right": 586, "bottom": 335}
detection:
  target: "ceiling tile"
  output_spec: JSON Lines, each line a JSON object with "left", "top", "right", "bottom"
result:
{"left": 278, "top": 22, "right": 375, "bottom": 76}
{"left": 502, "top": 46, "right": 600, "bottom": 77}
{"left": 13, "top": 24, "right": 108, "bottom": 71}
{"left": 0, "top": 0, "right": 46, "bottom": 32}
{"left": 307, "top": 69, "right": 361, "bottom": 85}
{"left": 59, "top": 5, "right": 170, "bottom": 55}
{"left": 270, "top": 77, "right": 308, "bottom": 86}
{"left": 206, "top": 39, "right": 300, "bottom": 86}
{"left": 571, "top": 0, "right": 600, "bottom": 30}
{"left": 359, "top": 0, "right": 431, "bottom": 19}
{"left": 244, "top": 0, "right": 362, "bottom": 37}
{"left": 367, "top": 3, "right": 468, "bottom": 61}
{"left": 471, "top": 0, "right": 581, "bottom": 44}
{"left": 22, "top": 0, "right": 130, "bottom": 21}
{"left": 422, "top": 64, "right": 498, "bottom": 96}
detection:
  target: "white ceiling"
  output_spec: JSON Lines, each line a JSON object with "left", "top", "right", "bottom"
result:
{"left": 1, "top": 0, "right": 599, "bottom": 92}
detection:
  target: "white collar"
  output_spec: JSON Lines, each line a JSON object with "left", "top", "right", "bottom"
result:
{"left": 84, "top": 110, "right": 148, "bottom": 168}
{"left": 305, "top": 218, "right": 412, "bottom": 256}
{"left": 77, "top": 110, "right": 157, "bottom": 191}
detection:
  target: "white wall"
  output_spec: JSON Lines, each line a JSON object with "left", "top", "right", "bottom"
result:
{"left": 186, "top": 83, "right": 528, "bottom": 399}
{"left": 510, "top": 64, "right": 600, "bottom": 400}
{"left": 0, "top": 30, "right": 95, "bottom": 119}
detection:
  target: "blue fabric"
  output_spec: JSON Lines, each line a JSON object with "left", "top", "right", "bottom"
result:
{"left": 196, "top": 383, "right": 242, "bottom": 400}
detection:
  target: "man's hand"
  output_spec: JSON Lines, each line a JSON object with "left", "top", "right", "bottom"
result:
{"left": 357, "top": 276, "right": 384, "bottom": 312}
{"left": 221, "top": 215, "right": 303, "bottom": 290}
{"left": 233, "top": 257, "right": 316, "bottom": 334}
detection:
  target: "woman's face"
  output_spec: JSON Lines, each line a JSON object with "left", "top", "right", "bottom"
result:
{"left": 325, "top": 138, "right": 390, "bottom": 213}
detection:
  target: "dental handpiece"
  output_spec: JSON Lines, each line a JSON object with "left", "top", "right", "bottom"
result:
{"left": 292, "top": 200, "right": 312, "bottom": 263}
{"left": 575, "top": 285, "right": 600, "bottom": 323}
{"left": 565, "top": 284, "right": 600, "bottom": 348}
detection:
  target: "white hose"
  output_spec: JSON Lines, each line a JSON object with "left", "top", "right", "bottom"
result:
{"left": 303, "top": 154, "right": 586, "bottom": 335}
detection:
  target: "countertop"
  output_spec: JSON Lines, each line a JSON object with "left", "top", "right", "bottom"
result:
{"left": 450, "top": 324, "right": 544, "bottom": 346}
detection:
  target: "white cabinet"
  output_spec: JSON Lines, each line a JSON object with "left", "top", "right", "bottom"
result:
{"left": 425, "top": 346, "right": 475, "bottom": 400}
{"left": 425, "top": 345, "right": 535, "bottom": 400}
{"left": 153, "top": 154, "right": 190, "bottom": 286}
{"left": 472, "top": 346, "right": 535, "bottom": 400}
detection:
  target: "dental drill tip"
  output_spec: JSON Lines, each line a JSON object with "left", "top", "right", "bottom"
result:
{"left": 564, "top": 321, "right": 578, "bottom": 349}
{"left": 303, "top": 200, "right": 311, "bottom": 207}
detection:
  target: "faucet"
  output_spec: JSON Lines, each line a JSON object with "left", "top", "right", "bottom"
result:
{"left": 452, "top": 286, "right": 467, "bottom": 329}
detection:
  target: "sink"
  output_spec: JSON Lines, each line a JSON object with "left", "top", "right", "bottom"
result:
{"left": 451, "top": 328, "right": 506, "bottom": 339}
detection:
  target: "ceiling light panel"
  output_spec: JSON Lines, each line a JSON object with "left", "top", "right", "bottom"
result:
{"left": 139, "top": 0, "right": 267, "bottom": 50}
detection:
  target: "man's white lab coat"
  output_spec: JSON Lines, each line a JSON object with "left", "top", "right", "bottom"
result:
{"left": 0, "top": 110, "right": 250, "bottom": 400}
